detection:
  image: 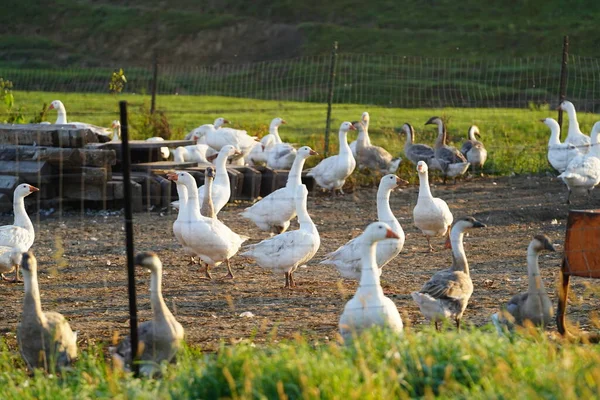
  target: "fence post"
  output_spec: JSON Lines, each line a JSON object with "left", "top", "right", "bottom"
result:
{"left": 119, "top": 101, "right": 139, "bottom": 377}
{"left": 150, "top": 52, "right": 158, "bottom": 114}
{"left": 323, "top": 42, "right": 338, "bottom": 157}
{"left": 557, "top": 35, "right": 569, "bottom": 131}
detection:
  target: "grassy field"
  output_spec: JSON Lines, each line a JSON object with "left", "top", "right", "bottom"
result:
{"left": 3, "top": 90, "right": 600, "bottom": 175}
{"left": 2, "top": 0, "right": 600, "bottom": 69}
{"left": 2, "top": 327, "right": 600, "bottom": 399}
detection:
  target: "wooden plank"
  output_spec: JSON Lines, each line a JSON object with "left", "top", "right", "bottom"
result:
{"left": 61, "top": 167, "right": 110, "bottom": 185}
{"left": 0, "top": 124, "right": 107, "bottom": 147}
{"left": 86, "top": 139, "right": 194, "bottom": 150}
{"left": 130, "top": 161, "right": 198, "bottom": 173}
{"left": 0, "top": 175, "right": 20, "bottom": 196}
{"left": 229, "top": 166, "right": 261, "bottom": 200}
{"left": 0, "top": 193, "right": 11, "bottom": 213}
{"left": 254, "top": 166, "right": 278, "bottom": 198}
{"left": 0, "top": 161, "right": 54, "bottom": 183}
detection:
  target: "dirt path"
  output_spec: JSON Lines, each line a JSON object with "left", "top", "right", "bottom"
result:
{"left": 1, "top": 175, "right": 598, "bottom": 352}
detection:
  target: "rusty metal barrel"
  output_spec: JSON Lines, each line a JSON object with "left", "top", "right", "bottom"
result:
{"left": 557, "top": 209, "right": 600, "bottom": 341}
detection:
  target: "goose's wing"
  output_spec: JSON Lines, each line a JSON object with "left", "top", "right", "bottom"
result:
{"left": 360, "top": 146, "right": 393, "bottom": 170}
{"left": 45, "top": 311, "right": 78, "bottom": 366}
{"left": 437, "top": 146, "right": 468, "bottom": 164}
{"left": 419, "top": 269, "right": 468, "bottom": 299}
{"left": 242, "top": 230, "right": 316, "bottom": 269}
{"left": 460, "top": 140, "right": 474, "bottom": 156}
{"left": 408, "top": 144, "right": 435, "bottom": 159}
{"left": 0, "top": 225, "right": 31, "bottom": 249}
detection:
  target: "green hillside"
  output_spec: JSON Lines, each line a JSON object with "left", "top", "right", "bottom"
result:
{"left": 1, "top": 0, "right": 599, "bottom": 68}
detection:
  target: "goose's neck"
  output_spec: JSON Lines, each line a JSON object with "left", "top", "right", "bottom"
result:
{"left": 565, "top": 106, "right": 581, "bottom": 133}
{"left": 356, "top": 126, "right": 368, "bottom": 149}
{"left": 175, "top": 184, "right": 188, "bottom": 220}
{"left": 183, "top": 181, "right": 203, "bottom": 221}
{"left": 23, "top": 272, "right": 45, "bottom": 323}
{"left": 296, "top": 194, "right": 316, "bottom": 234}
{"left": 468, "top": 128, "right": 477, "bottom": 141}
{"left": 111, "top": 127, "right": 120, "bottom": 142}
{"left": 547, "top": 123, "right": 561, "bottom": 146}
{"left": 338, "top": 131, "right": 351, "bottom": 155}
{"left": 417, "top": 172, "right": 433, "bottom": 199}
{"left": 404, "top": 128, "right": 414, "bottom": 153}
{"left": 269, "top": 125, "right": 282, "bottom": 143}
{"left": 214, "top": 152, "right": 230, "bottom": 186}
{"left": 200, "top": 178, "right": 216, "bottom": 218}
{"left": 526, "top": 245, "right": 544, "bottom": 293}
{"left": 55, "top": 104, "right": 67, "bottom": 124}
{"left": 357, "top": 238, "right": 383, "bottom": 292}
{"left": 590, "top": 129, "right": 600, "bottom": 157}
{"left": 286, "top": 156, "right": 307, "bottom": 188}
{"left": 434, "top": 123, "right": 447, "bottom": 148}
{"left": 450, "top": 229, "right": 469, "bottom": 274}
{"left": 13, "top": 194, "right": 33, "bottom": 232}
{"left": 150, "top": 268, "right": 173, "bottom": 322}
{"left": 377, "top": 186, "right": 398, "bottom": 230}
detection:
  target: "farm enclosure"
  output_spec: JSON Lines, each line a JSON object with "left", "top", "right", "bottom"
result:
{"left": 0, "top": 174, "right": 598, "bottom": 352}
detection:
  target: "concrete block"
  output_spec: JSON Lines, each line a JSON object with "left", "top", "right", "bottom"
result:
{"left": 0, "top": 161, "right": 54, "bottom": 183}
{"left": 0, "top": 175, "right": 20, "bottom": 196}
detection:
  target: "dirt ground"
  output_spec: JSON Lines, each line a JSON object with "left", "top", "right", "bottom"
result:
{"left": 1, "top": 174, "right": 599, "bottom": 352}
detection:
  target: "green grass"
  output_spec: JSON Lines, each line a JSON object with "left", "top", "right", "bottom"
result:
{"left": 3, "top": 91, "right": 600, "bottom": 175}
{"left": 1, "top": 327, "right": 600, "bottom": 399}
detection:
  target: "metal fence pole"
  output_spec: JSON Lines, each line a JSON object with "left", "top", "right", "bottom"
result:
{"left": 119, "top": 101, "right": 139, "bottom": 377}
{"left": 558, "top": 36, "right": 569, "bottom": 130}
{"left": 323, "top": 42, "right": 338, "bottom": 157}
{"left": 150, "top": 53, "right": 158, "bottom": 114}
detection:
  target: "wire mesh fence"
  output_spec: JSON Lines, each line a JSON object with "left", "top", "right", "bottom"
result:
{"left": 2, "top": 53, "right": 600, "bottom": 111}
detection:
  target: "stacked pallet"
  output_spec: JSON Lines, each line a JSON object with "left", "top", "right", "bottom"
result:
{"left": 0, "top": 124, "right": 117, "bottom": 212}
{"left": 0, "top": 124, "right": 316, "bottom": 213}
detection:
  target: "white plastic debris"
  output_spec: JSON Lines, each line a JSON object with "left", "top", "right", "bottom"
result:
{"left": 239, "top": 311, "right": 255, "bottom": 318}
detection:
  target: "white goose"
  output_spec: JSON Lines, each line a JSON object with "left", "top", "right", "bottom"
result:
{"left": 47, "top": 100, "right": 89, "bottom": 127}
{"left": 173, "top": 131, "right": 217, "bottom": 164}
{"left": 170, "top": 145, "right": 240, "bottom": 214}
{"left": 558, "top": 100, "right": 591, "bottom": 152}
{"left": 338, "top": 221, "right": 403, "bottom": 342}
{"left": 354, "top": 121, "right": 402, "bottom": 174}
{"left": 241, "top": 185, "right": 320, "bottom": 288}
{"left": 411, "top": 216, "right": 486, "bottom": 330}
{"left": 0, "top": 184, "right": 39, "bottom": 282}
{"left": 241, "top": 146, "right": 318, "bottom": 234}
{"left": 425, "top": 117, "right": 470, "bottom": 183}
{"left": 111, "top": 252, "right": 185, "bottom": 376}
{"left": 413, "top": 161, "right": 453, "bottom": 252}
{"left": 262, "top": 117, "right": 297, "bottom": 170}
{"left": 145, "top": 136, "right": 170, "bottom": 160}
{"left": 349, "top": 112, "right": 371, "bottom": 158}
{"left": 194, "top": 118, "right": 258, "bottom": 161}
{"left": 558, "top": 121, "right": 600, "bottom": 203}
{"left": 308, "top": 121, "right": 357, "bottom": 195}
{"left": 460, "top": 125, "right": 487, "bottom": 174}
{"left": 541, "top": 117, "right": 580, "bottom": 173}
{"left": 110, "top": 120, "right": 121, "bottom": 142}
{"left": 321, "top": 174, "right": 407, "bottom": 280}
{"left": 168, "top": 171, "right": 247, "bottom": 279}
{"left": 491, "top": 235, "right": 556, "bottom": 333}
{"left": 17, "top": 252, "right": 78, "bottom": 371}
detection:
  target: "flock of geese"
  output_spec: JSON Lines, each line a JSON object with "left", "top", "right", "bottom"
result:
{"left": 1, "top": 99, "right": 596, "bottom": 375}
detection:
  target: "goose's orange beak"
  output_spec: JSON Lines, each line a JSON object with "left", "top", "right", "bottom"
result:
{"left": 29, "top": 185, "right": 40, "bottom": 193}
{"left": 309, "top": 150, "right": 318, "bottom": 156}
{"left": 386, "top": 229, "right": 400, "bottom": 239}
{"left": 166, "top": 173, "right": 178, "bottom": 181}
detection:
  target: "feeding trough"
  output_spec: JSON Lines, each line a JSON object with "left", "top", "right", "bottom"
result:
{"left": 557, "top": 209, "right": 600, "bottom": 342}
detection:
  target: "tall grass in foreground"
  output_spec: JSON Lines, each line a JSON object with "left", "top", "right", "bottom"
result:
{"left": 4, "top": 91, "right": 600, "bottom": 175}
{"left": 1, "top": 327, "right": 599, "bottom": 399}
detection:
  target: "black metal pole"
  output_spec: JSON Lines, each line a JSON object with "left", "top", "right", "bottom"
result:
{"left": 150, "top": 53, "right": 158, "bottom": 115}
{"left": 323, "top": 41, "right": 338, "bottom": 157}
{"left": 558, "top": 35, "right": 569, "bottom": 131}
{"left": 119, "top": 101, "right": 139, "bottom": 377}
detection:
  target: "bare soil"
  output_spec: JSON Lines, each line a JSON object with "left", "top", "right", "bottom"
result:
{"left": 1, "top": 175, "right": 599, "bottom": 352}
